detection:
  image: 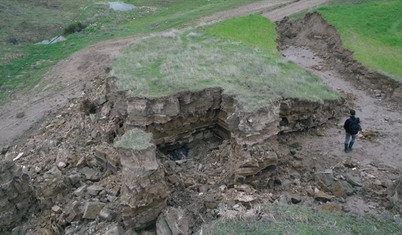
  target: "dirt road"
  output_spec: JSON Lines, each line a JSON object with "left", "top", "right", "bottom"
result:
{"left": 0, "top": 0, "right": 335, "bottom": 147}
{"left": 282, "top": 47, "right": 402, "bottom": 169}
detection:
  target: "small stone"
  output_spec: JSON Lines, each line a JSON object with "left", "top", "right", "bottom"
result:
{"left": 124, "top": 229, "right": 138, "bottom": 235}
{"left": 87, "top": 185, "right": 104, "bottom": 196}
{"left": 1, "top": 146, "right": 9, "bottom": 155}
{"left": 382, "top": 179, "right": 392, "bottom": 188}
{"left": 278, "top": 194, "right": 290, "bottom": 205}
{"left": 374, "top": 179, "right": 382, "bottom": 186}
{"left": 81, "top": 167, "right": 100, "bottom": 181}
{"left": 156, "top": 214, "right": 172, "bottom": 235}
{"left": 331, "top": 180, "right": 354, "bottom": 198}
{"left": 57, "top": 161, "right": 67, "bottom": 168}
{"left": 315, "top": 169, "right": 334, "bottom": 192}
{"left": 83, "top": 202, "right": 105, "bottom": 219}
{"left": 68, "top": 173, "right": 82, "bottom": 186}
{"left": 314, "top": 191, "right": 333, "bottom": 202}
{"left": 306, "top": 186, "right": 315, "bottom": 197}
{"left": 167, "top": 175, "right": 180, "bottom": 184}
{"left": 184, "top": 178, "right": 196, "bottom": 188}
{"left": 345, "top": 173, "right": 363, "bottom": 187}
{"left": 76, "top": 156, "right": 86, "bottom": 167}
{"left": 74, "top": 185, "right": 87, "bottom": 197}
{"left": 234, "top": 184, "right": 255, "bottom": 194}
{"left": 205, "top": 201, "right": 218, "bottom": 209}
{"left": 199, "top": 185, "right": 209, "bottom": 193}
{"left": 290, "top": 195, "right": 302, "bottom": 204}
{"left": 16, "top": 112, "right": 25, "bottom": 118}
{"left": 344, "top": 158, "right": 358, "bottom": 168}
{"left": 293, "top": 152, "right": 303, "bottom": 160}
{"left": 105, "top": 224, "right": 123, "bottom": 235}
{"left": 219, "top": 185, "right": 227, "bottom": 191}
{"left": 318, "top": 202, "right": 342, "bottom": 212}
{"left": 52, "top": 205, "right": 62, "bottom": 213}
{"left": 99, "top": 208, "right": 115, "bottom": 221}
{"left": 66, "top": 201, "right": 81, "bottom": 222}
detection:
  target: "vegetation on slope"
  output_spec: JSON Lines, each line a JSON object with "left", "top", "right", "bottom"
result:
{"left": 117, "top": 129, "right": 153, "bottom": 150}
{"left": 113, "top": 15, "right": 338, "bottom": 112}
{"left": 208, "top": 14, "right": 279, "bottom": 53}
{"left": 318, "top": 0, "right": 402, "bottom": 81}
{"left": 204, "top": 204, "right": 402, "bottom": 235}
{"left": 0, "top": 0, "right": 263, "bottom": 103}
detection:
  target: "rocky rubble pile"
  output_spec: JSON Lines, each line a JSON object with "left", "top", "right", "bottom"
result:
{"left": 1, "top": 73, "right": 399, "bottom": 234}
{"left": 0, "top": 160, "right": 35, "bottom": 233}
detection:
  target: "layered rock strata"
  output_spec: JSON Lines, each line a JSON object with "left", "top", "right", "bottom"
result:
{"left": 117, "top": 129, "right": 168, "bottom": 230}
{"left": 0, "top": 160, "right": 35, "bottom": 232}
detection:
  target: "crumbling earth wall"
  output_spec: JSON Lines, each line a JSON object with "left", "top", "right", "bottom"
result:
{"left": 0, "top": 74, "right": 344, "bottom": 234}
{"left": 276, "top": 12, "right": 402, "bottom": 105}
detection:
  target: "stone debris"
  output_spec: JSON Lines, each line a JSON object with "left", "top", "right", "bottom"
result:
{"left": 314, "top": 191, "right": 333, "bottom": 202}
{"left": 0, "top": 68, "right": 397, "bottom": 234}
{"left": 83, "top": 202, "right": 105, "bottom": 219}
{"left": 16, "top": 111, "right": 25, "bottom": 118}
{"left": 0, "top": 160, "right": 35, "bottom": 233}
{"left": 156, "top": 207, "right": 189, "bottom": 235}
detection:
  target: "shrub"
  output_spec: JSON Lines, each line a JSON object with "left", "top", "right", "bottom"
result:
{"left": 63, "top": 21, "right": 86, "bottom": 35}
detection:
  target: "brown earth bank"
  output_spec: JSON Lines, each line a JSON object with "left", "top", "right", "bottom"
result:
{"left": 276, "top": 12, "right": 402, "bottom": 107}
{"left": 1, "top": 2, "right": 402, "bottom": 235}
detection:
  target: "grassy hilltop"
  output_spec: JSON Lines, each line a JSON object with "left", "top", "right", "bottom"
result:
{"left": 113, "top": 15, "right": 338, "bottom": 112}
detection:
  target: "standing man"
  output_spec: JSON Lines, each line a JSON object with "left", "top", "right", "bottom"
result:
{"left": 344, "top": 109, "right": 362, "bottom": 153}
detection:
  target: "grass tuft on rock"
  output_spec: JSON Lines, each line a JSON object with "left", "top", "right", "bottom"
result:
{"left": 117, "top": 129, "right": 153, "bottom": 150}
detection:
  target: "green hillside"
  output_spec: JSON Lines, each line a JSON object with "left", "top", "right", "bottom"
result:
{"left": 319, "top": 0, "right": 402, "bottom": 81}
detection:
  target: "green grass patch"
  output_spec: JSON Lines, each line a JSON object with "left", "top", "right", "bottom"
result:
{"left": 113, "top": 18, "right": 338, "bottom": 112}
{"left": 0, "top": 0, "right": 264, "bottom": 104}
{"left": 117, "top": 128, "right": 153, "bottom": 150}
{"left": 208, "top": 15, "right": 278, "bottom": 53}
{"left": 204, "top": 204, "right": 402, "bottom": 235}
{"left": 318, "top": 0, "right": 402, "bottom": 81}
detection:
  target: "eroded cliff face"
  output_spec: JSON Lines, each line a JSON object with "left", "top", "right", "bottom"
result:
{"left": 0, "top": 75, "right": 344, "bottom": 234}
{"left": 276, "top": 12, "right": 402, "bottom": 105}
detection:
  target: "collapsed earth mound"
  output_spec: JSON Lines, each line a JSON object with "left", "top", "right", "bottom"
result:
{"left": 0, "top": 70, "right": 344, "bottom": 233}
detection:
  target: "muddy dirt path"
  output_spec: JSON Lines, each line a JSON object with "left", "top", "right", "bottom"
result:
{"left": 263, "top": 0, "right": 331, "bottom": 21}
{"left": 282, "top": 47, "right": 402, "bottom": 169}
{"left": 0, "top": 0, "right": 332, "bottom": 147}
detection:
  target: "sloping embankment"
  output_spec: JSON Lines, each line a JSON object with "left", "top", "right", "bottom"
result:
{"left": 276, "top": 12, "right": 402, "bottom": 106}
